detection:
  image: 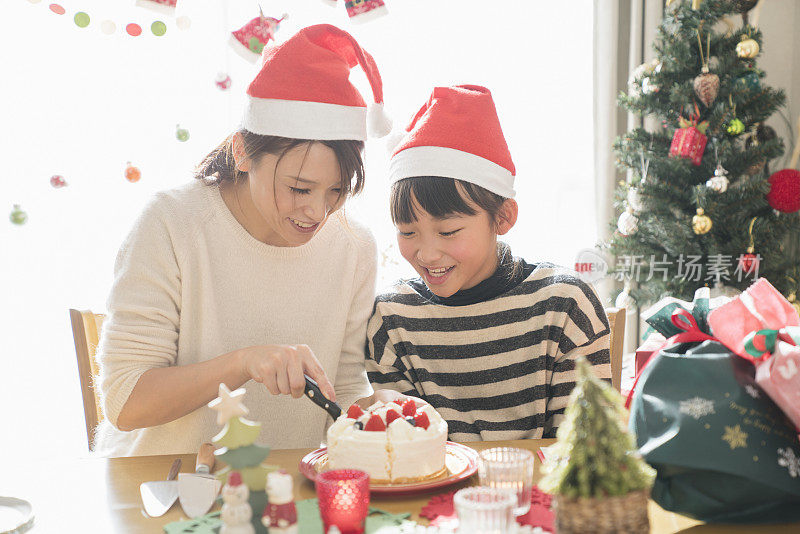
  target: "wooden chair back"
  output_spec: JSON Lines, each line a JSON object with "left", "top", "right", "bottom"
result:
{"left": 69, "top": 309, "right": 105, "bottom": 450}
{"left": 605, "top": 307, "right": 626, "bottom": 392}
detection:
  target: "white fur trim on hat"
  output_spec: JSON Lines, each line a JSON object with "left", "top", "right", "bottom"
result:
{"left": 243, "top": 98, "right": 367, "bottom": 140}
{"left": 390, "top": 146, "right": 516, "bottom": 198}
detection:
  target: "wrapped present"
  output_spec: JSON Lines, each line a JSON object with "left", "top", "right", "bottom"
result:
{"left": 628, "top": 287, "right": 800, "bottom": 523}
{"left": 626, "top": 287, "right": 728, "bottom": 408}
{"left": 635, "top": 332, "right": 666, "bottom": 374}
{"left": 708, "top": 278, "right": 800, "bottom": 430}
{"left": 669, "top": 113, "right": 709, "bottom": 166}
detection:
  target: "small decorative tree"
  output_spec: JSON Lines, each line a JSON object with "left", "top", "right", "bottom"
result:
{"left": 540, "top": 358, "right": 655, "bottom": 534}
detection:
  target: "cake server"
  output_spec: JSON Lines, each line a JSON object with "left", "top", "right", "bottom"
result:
{"left": 140, "top": 458, "right": 182, "bottom": 517}
{"left": 304, "top": 374, "right": 342, "bottom": 420}
{"left": 178, "top": 442, "right": 221, "bottom": 519}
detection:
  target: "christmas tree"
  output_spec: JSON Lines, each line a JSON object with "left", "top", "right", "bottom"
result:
{"left": 539, "top": 358, "right": 654, "bottom": 499}
{"left": 608, "top": 0, "right": 800, "bottom": 305}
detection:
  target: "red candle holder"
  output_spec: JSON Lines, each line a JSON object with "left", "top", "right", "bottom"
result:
{"left": 316, "top": 469, "right": 370, "bottom": 534}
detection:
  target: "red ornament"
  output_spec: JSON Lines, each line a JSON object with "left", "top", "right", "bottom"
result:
{"left": 125, "top": 162, "right": 141, "bottom": 183}
{"left": 50, "top": 175, "right": 67, "bottom": 188}
{"left": 767, "top": 169, "right": 800, "bottom": 213}
{"left": 739, "top": 252, "right": 760, "bottom": 274}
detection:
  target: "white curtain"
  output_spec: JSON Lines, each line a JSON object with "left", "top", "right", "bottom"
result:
{"left": 593, "top": 0, "right": 663, "bottom": 353}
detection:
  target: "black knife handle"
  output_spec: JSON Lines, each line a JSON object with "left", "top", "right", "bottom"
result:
{"left": 303, "top": 374, "right": 342, "bottom": 420}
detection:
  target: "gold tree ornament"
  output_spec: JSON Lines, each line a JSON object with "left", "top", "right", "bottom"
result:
{"left": 736, "top": 35, "right": 760, "bottom": 58}
{"left": 692, "top": 208, "right": 713, "bottom": 234}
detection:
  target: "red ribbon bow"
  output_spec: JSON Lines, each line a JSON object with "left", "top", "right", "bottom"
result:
{"left": 625, "top": 309, "right": 716, "bottom": 408}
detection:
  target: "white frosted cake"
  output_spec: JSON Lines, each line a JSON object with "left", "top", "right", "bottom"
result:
{"left": 326, "top": 399, "right": 448, "bottom": 483}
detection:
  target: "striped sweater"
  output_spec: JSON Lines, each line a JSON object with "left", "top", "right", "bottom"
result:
{"left": 366, "top": 248, "right": 611, "bottom": 441}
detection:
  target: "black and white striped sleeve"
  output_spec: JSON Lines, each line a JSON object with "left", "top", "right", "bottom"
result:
{"left": 544, "top": 278, "right": 611, "bottom": 437}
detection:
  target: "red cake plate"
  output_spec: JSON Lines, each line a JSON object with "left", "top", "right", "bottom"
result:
{"left": 299, "top": 441, "right": 479, "bottom": 496}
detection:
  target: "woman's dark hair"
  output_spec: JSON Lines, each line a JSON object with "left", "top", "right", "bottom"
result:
{"left": 390, "top": 176, "right": 507, "bottom": 227}
{"left": 194, "top": 130, "right": 365, "bottom": 200}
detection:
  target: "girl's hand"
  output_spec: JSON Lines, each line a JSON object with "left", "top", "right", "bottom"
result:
{"left": 239, "top": 344, "right": 336, "bottom": 401}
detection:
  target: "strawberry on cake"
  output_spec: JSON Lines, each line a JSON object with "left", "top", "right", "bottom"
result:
{"left": 326, "top": 399, "right": 448, "bottom": 484}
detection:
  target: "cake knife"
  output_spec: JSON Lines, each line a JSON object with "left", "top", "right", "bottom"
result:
{"left": 303, "top": 374, "right": 342, "bottom": 420}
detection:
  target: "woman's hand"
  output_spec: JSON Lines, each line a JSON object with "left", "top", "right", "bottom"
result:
{"left": 238, "top": 344, "right": 336, "bottom": 401}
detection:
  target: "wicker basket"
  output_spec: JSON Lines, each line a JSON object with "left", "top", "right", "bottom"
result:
{"left": 554, "top": 489, "right": 650, "bottom": 534}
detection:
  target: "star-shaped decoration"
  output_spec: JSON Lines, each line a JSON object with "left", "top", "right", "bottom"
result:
{"left": 722, "top": 424, "right": 748, "bottom": 450}
{"left": 208, "top": 383, "right": 248, "bottom": 425}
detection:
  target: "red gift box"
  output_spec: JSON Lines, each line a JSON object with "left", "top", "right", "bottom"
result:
{"left": 670, "top": 126, "right": 708, "bottom": 166}
{"left": 636, "top": 332, "right": 666, "bottom": 374}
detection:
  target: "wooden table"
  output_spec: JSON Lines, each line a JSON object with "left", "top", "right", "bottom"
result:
{"left": 5, "top": 439, "right": 799, "bottom": 532}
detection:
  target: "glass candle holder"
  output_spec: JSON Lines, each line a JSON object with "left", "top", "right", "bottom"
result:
{"left": 316, "top": 469, "right": 370, "bottom": 534}
{"left": 478, "top": 447, "right": 535, "bottom": 516}
{"left": 454, "top": 486, "right": 516, "bottom": 534}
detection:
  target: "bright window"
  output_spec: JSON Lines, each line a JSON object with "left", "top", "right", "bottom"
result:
{"left": 1, "top": 0, "right": 593, "bottom": 459}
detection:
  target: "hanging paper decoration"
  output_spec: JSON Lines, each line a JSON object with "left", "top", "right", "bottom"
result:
{"left": 669, "top": 109, "right": 708, "bottom": 166}
{"left": 215, "top": 73, "right": 232, "bottom": 91}
{"left": 101, "top": 20, "right": 116, "bottom": 34}
{"left": 74, "top": 12, "right": 90, "bottom": 28}
{"left": 126, "top": 23, "right": 143, "bottom": 36}
{"left": 50, "top": 175, "right": 67, "bottom": 188}
{"left": 151, "top": 21, "right": 167, "bottom": 36}
{"left": 345, "top": 0, "right": 388, "bottom": 23}
{"left": 176, "top": 16, "right": 191, "bottom": 30}
{"left": 135, "top": 0, "right": 177, "bottom": 15}
{"left": 230, "top": 12, "right": 287, "bottom": 63}
{"left": 30, "top": 1, "right": 172, "bottom": 39}
{"left": 175, "top": 124, "right": 190, "bottom": 142}
{"left": 10, "top": 205, "right": 28, "bottom": 225}
{"left": 125, "top": 162, "right": 141, "bottom": 183}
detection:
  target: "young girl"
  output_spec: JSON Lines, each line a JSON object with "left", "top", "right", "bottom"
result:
{"left": 95, "top": 24, "right": 392, "bottom": 456}
{"left": 365, "top": 85, "right": 611, "bottom": 441}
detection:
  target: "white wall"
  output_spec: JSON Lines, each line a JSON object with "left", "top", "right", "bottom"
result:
{"left": 758, "top": 0, "right": 800, "bottom": 160}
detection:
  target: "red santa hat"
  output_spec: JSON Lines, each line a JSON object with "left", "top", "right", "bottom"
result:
{"left": 389, "top": 85, "right": 516, "bottom": 198}
{"left": 242, "top": 24, "right": 391, "bottom": 141}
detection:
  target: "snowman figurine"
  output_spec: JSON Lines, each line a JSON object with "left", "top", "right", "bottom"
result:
{"left": 220, "top": 471, "right": 255, "bottom": 534}
{"left": 262, "top": 470, "right": 298, "bottom": 533}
